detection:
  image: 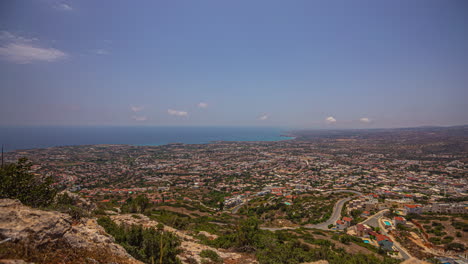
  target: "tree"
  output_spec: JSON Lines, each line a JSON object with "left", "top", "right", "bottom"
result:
{"left": 445, "top": 242, "right": 465, "bottom": 252}
{"left": 134, "top": 194, "right": 150, "bottom": 213}
{"left": 235, "top": 217, "right": 260, "bottom": 251}
{"left": 97, "top": 217, "right": 181, "bottom": 264}
{"left": 0, "top": 158, "right": 57, "bottom": 207}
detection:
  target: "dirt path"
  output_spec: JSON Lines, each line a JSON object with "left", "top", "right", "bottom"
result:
{"left": 156, "top": 205, "right": 212, "bottom": 217}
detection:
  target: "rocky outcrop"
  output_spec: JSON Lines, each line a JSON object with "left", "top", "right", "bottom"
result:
{"left": 0, "top": 260, "right": 33, "bottom": 264}
{"left": 57, "top": 190, "right": 97, "bottom": 212}
{"left": 401, "top": 258, "right": 431, "bottom": 264}
{"left": 0, "top": 199, "right": 141, "bottom": 264}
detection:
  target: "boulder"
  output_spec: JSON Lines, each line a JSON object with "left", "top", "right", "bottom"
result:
{"left": 0, "top": 199, "right": 141, "bottom": 264}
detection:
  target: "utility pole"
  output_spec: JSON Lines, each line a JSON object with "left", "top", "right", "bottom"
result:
{"left": 1, "top": 144, "right": 3, "bottom": 168}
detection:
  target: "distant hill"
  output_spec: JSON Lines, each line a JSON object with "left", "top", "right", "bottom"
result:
{"left": 290, "top": 125, "right": 468, "bottom": 140}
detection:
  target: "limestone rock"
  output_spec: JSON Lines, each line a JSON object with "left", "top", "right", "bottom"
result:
{"left": 0, "top": 260, "right": 33, "bottom": 264}
{"left": 0, "top": 199, "right": 141, "bottom": 264}
{"left": 57, "top": 190, "right": 97, "bottom": 212}
{"left": 0, "top": 199, "right": 73, "bottom": 246}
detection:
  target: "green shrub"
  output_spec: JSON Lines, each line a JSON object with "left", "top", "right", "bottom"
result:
{"left": 429, "top": 237, "right": 441, "bottom": 245}
{"left": 441, "top": 236, "right": 454, "bottom": 244}
{"left": 200, "top": 249, "right": 222, "bottom": 263}
{"left": 67, "top": 206, "right": 87, "bottom": 220}
{"left": 445, "top": 242, "right": 465, "bottom": 251}
{"left": 97, "top": 216, "right": 181, "bottom": 264}
{"left": 0, "top": 158, "right": 57, "bottom": 207}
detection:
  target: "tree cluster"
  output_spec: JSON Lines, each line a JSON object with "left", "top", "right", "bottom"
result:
{"left": 0, "top": 158, "right": 57, "bottom": 208}
{"left": 98, "top": 216, "right": 181, "bottom": 264}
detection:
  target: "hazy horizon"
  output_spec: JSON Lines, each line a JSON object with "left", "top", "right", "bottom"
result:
{"left": 1, "top": 0, "right": 467, "bottom": 129}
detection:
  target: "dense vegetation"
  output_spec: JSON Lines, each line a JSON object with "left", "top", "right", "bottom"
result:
{"left": 97, "top": 216, "right": 181, "bottom": 264}
{"left": 239, "top": 193, "right": 344, "bottom": 225}
{"left": 199, "top": 217, "right": 400, "bottom": 264}
{"left": 0, "top": 158, "right": 57, "bottom": 207}
{"left": 199, "top": 249, "right": 222, "bottom": 263}
{"left": 121, "top": 194, "right": 151, "bottom": 214}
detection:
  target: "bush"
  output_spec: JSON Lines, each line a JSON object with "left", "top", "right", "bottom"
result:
{"left": 429, "top": 237, "right": 441, "bottom": 245}
{"left": 200, "top": 249, "right": 222, "bottom": 263}
{"left": 97, "top": 216, "right": 182, "bottom": 264}
{"left": 67, "top": 206, "right": 87, "bottom": 220}
{"left": 441, "top": 236, "right": 454, "bottom": 244}
{"left": 0, "top": 158, "right": 57, "bottom": 207}
{"left": 445, "top": 242, "right": 465, "bottom": 251}
{"left": 56, "top": 192, "right": 74, "bottom": 206}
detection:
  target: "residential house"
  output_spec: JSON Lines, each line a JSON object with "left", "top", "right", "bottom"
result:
{"left": 375, "top": 234, "right": 394, "bottom": 251}
{"left": 394, "top": 216, "right": 406, "bottom": 226}
{"left": 336, "top": 220, "right": 347, "bottom": 230}
{"left": 355, "top": 224, "right": 372, "bottom": 237}
{"left": 404, "top": 204, "right": 423, "bottom": 214}
{"left": 342, "top": 217, "right": 353, "bottom": 226}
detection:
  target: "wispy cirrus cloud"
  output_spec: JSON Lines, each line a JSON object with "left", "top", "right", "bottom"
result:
{"left": 258, "top": 114, "right": 269, "bottom": 121}
{"left": 92, "top": 49, "right": 110, "bottom": 55}
{"left": 168, "top": 109, "right": 188, "bottom": 117}
{"left": 0, "top": 31, "right": 68, "bottom": 64}
{"left": 131, "top": 116, "right": 147, "bottom": 121}
{"left": 130, "top": 105, "right": 144, "bottom": 112}
{"left": 54, "top": 3, "right": 73, "bottom": 11}
{"left": 197, "top": 102, "right": 208, "bottom": 108}
{"left": 325, "top": 116, "right": 337, "bottom": 124}
{"left": 359, "top": 117, "right": 372, "bottom": 123}
{"left": 0, "top": 31, "right": 37, "bottom": 43}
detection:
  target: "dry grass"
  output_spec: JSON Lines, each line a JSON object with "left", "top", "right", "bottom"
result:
{"left": 0, "top": 241, "right": 137, "bottom": 264}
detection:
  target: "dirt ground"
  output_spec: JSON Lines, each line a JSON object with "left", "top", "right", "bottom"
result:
{"left": 156, "top": 205, "right": 212, "bottom": 217}
{"left": 419, "top": 216, "right": 467, "bottom": 247}
{"left": 307, "top": 231, "right": 384, "bottom": 260}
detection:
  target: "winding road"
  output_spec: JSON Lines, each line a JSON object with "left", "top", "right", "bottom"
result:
{"left": 260, "top": 190, "right": 362, "bottom": 231}
{"left": 251, "top": 189, "right": 412, "bottom": 260}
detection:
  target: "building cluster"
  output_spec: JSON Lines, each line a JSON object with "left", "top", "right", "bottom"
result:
{"left": 4, "top": 132, "right": 467, "bottom": 260}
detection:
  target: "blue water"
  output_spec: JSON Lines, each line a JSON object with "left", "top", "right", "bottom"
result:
{"left": 0, "top": 126, "right": 293, "bottom": 151}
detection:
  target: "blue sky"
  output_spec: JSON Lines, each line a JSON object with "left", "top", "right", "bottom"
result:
{"left": 0, "top": 0, "right": 467, "bottom": 128}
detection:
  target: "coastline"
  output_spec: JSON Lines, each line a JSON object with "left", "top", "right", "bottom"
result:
{"left": 1, "top": 126, "right": 294, "bottom": 152}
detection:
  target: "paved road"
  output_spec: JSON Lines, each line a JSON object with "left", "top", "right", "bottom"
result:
{"left": 260, "top": 190, "right": 362, "bottom": 231}
{"left": 360, "top": 209, "right": 387, "bottom": 228}
{"left": 360, "top": 209, "right": 411, "bottom": 260}
{"left": 231, "top": 201, "right": 246, "bottom": 214}
{"left": 303, "top": 196, "right": 355, "bottom": 230}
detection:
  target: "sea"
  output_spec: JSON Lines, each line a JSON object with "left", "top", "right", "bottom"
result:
{"left": 0, "top": 126, "right": 294, "bottom": 151}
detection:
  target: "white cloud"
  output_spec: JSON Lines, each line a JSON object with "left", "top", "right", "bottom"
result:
{"left": 92, "top": 49, "right": 109, "bottom": 55}
{"left": 130, "top": 105, "right": 144, "bottom": 112}
{"left": 258, "top": 114, "right": 269, "bottom": 121}
{"left": 325, "top": 116, "right": 337, "bottom": 124}
{"left": 197, "top": 102, "right": 208, "bottom": 108}
{"left": 168, "top": 109, "right": 188, "bottom": 117}
{"left": 0, "top": 31, "right": 68, "bottom": 64}
{"left": 359, "top": 117, "right": 371, "bottom": 123}
{"left": 0, "top": 43, "right": 68, "bottom": 64}
{"left": 132, "top": 116, "right": 147, "bottom": 121}
{"left": 54, "top": 3, "right": 73, "bottom": 11}
{"left": 0, "top": 31, "right": 37, "bottom": 42}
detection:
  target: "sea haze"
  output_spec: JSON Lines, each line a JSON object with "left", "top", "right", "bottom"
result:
{"left": 0, "top": 126, "right": 293, "bottom": 151}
